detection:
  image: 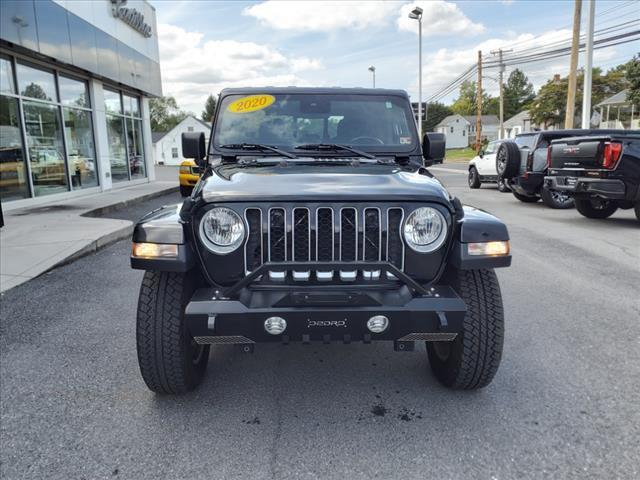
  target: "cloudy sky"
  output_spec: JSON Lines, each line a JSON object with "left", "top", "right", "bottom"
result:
{"left": 155, "top": 0, "right": 639, "bottom": 114}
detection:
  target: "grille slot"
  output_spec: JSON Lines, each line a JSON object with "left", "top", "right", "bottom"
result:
{"left": 244, "top": 209, "right": 262, "bottom": 273}
{"left": 244, "top": 206, "right": 406, "bottom": 280}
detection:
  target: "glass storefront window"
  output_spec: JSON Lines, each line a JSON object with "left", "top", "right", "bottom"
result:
{"left": 23, "top": 100, "right": 68, "bottom": 196}
{"left": 0, "top": 95, "right": 29, "bottom": 200}
{"left": 59, "top": 76, "right": 90, "bottom": 108}
{"left": 104, "top": 89, "right": 121, "bottom": 114}
{"left": 16, "top": 62, "right": 57, "bottom": 102}
{"left": 106, "top": 114, "right": 128, "bottom": 182}
{"left": 127, "top": 117, "right": 145, "bottom": 179}
{"left": 63, "top": 108, "right": 97, "bottom": 189}
{"left": 123, "top": 94, "right": 140, "bottom": 117}
{"left": 0, "top": 56, "right": 15, "bottom": 94}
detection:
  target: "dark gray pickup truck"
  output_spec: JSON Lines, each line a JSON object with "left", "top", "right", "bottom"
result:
{"left": 545, "top": 131, "right": 640, "bottom": 221}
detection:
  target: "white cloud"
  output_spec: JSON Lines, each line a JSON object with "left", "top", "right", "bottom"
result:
{"left": 243, "top": 1, "right": 400, "bottom": 32}
{"left": 157, "top": 23, "right": 323, "bottom": 113}
{"left": 397, "top": 1, "right": 485, "bottom": 37}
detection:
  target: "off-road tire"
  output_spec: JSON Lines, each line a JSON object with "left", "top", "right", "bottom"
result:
{"left": 497, "top": 178, "right": 510, "bottom": 193}
{"left": 427, "top": 268, "right": 504, "bottom": 390}
{"left": 180, "top": 185, "right": 193, "bottom": 197}
{"left": 512, "top": 191, "right": 540, "bottom": 203}
{"left": 468, "top": 167, "right": 481, "bottom": 189}
{"left": 574, "top": 198, "right": 618, "bottom": 219}
{"left": 540, "top": 187, "right": 574, "bottom": 209}
{"left": 136, "top": 271, "right": 210, "bottom": 394}
{"left": 496, "top": 141, "right": 521, "bottom": 179}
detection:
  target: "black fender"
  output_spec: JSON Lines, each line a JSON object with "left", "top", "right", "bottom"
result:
{"left": 448, "top": 206, "right": 512, "bottom": 270}
{"left": 130, "top": 203, "right": 196, "bottom": 272}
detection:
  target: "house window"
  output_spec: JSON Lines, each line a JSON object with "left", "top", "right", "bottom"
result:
{"left": 172, "top": 147, "right": 178, "bottom": 158}
{"left": 450, "top": 127, "right": 454, "bottom": 133}
{"left": 462, "top": 130, "right": 466, "bottom": 136}
{"left": 187, "top": 126, "right": 194, "bottom": 132}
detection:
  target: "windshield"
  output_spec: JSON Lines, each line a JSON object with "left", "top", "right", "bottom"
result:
{"left": 213, "top": 93, "right": 418, "bottom": 154}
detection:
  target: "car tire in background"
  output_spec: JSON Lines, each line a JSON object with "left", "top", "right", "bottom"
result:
{"left": 468, "top": 167, "right": 481, "bottom": 189}
{"left": 574, "top": 198, "right": 619, "bottom": 219}
{"left": 180, "top": 185, "right": 193, "bottom": 197}
{"left": 427, "top": 268, "right": 504, "bottom": 390}
{"left": 540, "top": 187, "right": 574, "bottom": 209}
{"left": 136, "top": 271, "right": 210, "bottom": 394}
{"left": 512, "top": 191, "right": 540, "bottom": 203}
{"left": 497, "top": 178, "right": 510, "bottom": 193}
{"left": 496, "top": 141, "right": 521, "bottom": 179}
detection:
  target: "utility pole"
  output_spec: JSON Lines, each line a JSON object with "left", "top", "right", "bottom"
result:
{"left": 368, "top": 65, "right": 376, "bottom": 88}
{"left": 476, "top": 50, "right": 483, "bottom": 153}
{"left": 491, "top": 48, "right": 513, "bottom": 140}
{"left": 565, "top": 0, "right": 582, "bottom": 129}
{"left": 581, "top": 0, "right": 595, "bottom": 128}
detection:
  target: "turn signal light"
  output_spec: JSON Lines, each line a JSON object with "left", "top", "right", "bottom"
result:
{"left": 132, "top": 242, "right": 179, "bottom": 258}
{"left": 467, "top": 241, "right": 510, "bottom": 256}
{"left": 602, "top": 142, "right": 622, "bottom": 169}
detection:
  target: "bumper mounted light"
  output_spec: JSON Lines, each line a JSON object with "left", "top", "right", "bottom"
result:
{"left": 467, "top": 241, "right": 510, "bottom": 256}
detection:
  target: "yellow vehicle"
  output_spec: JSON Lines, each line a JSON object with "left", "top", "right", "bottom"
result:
{"left": 178, "top": 159, "right": 202, "bottom": 196}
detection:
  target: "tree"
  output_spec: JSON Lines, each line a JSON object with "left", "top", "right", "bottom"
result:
{"left": 503, "top": 69, "right": 535, "bottom": 119}
{"left": 149, "top": 95, "right": 187, "bottom": 132}
{"left": 201, "top": 94, "right": 218, "bottom": 122}
{"left": 423, "top": 102, "right": 452, "bottom": 132}
{"left": 451, "top": 80, "right": 495, "bottom": 116}
{"left": 529, "top": 75, "right": 568, "bottom": 128}
{"left": 624, "top": 54, "right": 640, "bottom": 106}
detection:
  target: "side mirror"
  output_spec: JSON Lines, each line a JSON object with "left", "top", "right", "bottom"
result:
{"left": 479, "top": 150, "right": 485, "bottom": 158}
{"left": 422, "top": 132, "right": 446, "bottom": 166}
{"left": 182, "top": 132, "right": 206, "bottom": 167}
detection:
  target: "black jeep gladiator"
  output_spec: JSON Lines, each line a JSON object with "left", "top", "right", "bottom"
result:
{"left": 545, "top": 131, "right": 640, "bottom": 221}
{"left": 130, "top": 87, "right": 512, "bottom": 394}
{"left": 496, "top": 129, "right": 626, "bottom": 209}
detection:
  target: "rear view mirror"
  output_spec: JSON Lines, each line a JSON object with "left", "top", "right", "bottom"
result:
{"left": 422, "top": 132, "right": 446, "bottom": 166}
{"left": 182, "top": 132, "right": 206, "bottom": 167}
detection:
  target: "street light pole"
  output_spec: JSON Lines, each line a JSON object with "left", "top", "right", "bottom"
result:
{"left": 409, "top": 6, "right": 423, "bottom": 138}
{"left": 368, "top": 65, "right": 376, "bottom": 88}
{"left": 581, "top": 0, "right": 595, "bottom": 128}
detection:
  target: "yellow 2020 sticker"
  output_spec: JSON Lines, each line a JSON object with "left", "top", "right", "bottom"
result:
{"left": 227, "top": 94, "right": 275, "bottom": 113}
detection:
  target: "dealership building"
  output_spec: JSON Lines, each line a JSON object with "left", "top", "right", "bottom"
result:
{"left": 0, "top": 0, "right": 161, "bottom": 210}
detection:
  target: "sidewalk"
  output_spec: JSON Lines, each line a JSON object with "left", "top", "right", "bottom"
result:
{"left": 0, "top": 181, "right": 177, "bottom": 293}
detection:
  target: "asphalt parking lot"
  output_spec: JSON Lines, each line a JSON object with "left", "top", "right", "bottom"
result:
{"left": 1, "top": 165, "right": 639, "bottom": 480}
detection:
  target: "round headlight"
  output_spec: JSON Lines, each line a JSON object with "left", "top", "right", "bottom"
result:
{"left": 403, "top": 207, "right": 447, "bottom": 253}
{"left": 199, "top": 207, "right": 245, "bottom": 254}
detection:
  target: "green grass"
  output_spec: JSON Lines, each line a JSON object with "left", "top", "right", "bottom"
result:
{"left": 445, "top": 147, "right": 477, "bottom": 163}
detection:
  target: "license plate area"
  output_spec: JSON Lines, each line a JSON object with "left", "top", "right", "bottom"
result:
{"left": 565, "top": 177, "right": 577, "bottom": 186}
{"left": 275, "top": 291, "right": 381, "bottom": 307}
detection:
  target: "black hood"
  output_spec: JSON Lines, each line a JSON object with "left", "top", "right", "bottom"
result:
{"left": 198, "top": 163, "right": 452, "bottom": 206}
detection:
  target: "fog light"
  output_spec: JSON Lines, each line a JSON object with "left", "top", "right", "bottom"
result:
{"left": 264, "top": 317, "right": 287, "bottom": 335}
{"left": 367, "top": 315, "right": 389, "bottom": 333}
{"left": 467, "top": 240, "right": 509, "bottom": 256}
{"left": 132, "top": 242, "right": 178, "bottom": 258}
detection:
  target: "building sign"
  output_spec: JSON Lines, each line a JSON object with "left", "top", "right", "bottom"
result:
{"left": 110, "top": 0, "right": 152, "bottom": 38}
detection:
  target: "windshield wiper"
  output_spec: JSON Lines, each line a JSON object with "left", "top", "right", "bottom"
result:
{"left": 218, "top": 143, "right": 297, "bottom": 159}
{"left": 294, "top": 143, "right": 376, "bottom": 159}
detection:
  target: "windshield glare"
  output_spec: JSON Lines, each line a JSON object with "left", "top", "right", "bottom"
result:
{"left": 214, "top": 93, "right": 418, "bottom": 153}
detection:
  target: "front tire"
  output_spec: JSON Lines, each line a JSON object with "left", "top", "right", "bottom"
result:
{"left": 574, "top": 198, "right": 618, "bottom": 219}
{"left": 540, "top": 187, "right": 574, "bottom": 209}
{"left": 497, "top": 178, "right": 510, "bottom": 193}
{"left": 468, "top": 167, "right": 481, "bottom": 189}
{"left": 180, "top": 185, "right": 193, "bottom": 197}
{"left": 427, "top": 268, "right": 504, "bottom": 390}
{"left": 136, "top": 271, "right": 210, "bottom": 394}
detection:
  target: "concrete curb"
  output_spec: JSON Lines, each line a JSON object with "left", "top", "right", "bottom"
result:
{"left": 82, "top": 186, "right": 179, "bottom": 218}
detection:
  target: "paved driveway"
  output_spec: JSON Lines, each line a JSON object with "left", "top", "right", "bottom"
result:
{"left": 1, "top": 170, "right": 638, "bottom": 479}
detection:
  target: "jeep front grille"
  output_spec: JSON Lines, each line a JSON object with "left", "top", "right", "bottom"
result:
{"left": 244, "top": 206, "right": 405, "bottom": 281}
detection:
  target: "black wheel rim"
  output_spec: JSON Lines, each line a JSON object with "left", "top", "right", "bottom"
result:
{"left": 468, "top": 170, "right": 475, "bottom": 186}
{"left": 591, "top": 199, "right": 610, "bottom": 210}
{"left": 551, "top": 190, "right": 571, "bottom": 204}
{"left": 496, "top": 148, "right": 506, "bottom": 174}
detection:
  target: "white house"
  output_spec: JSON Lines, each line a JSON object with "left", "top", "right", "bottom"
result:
{"left": 435, "top": 114, "right": 500, "bottom": 149}
{"left": 152, "top": 116, "right": 211, "bottom": 165}
{"left": 504, "top": 110, "right": 537, "bottom": 138}
{"left": 435, "top": 114, "right": 470, "bottom": 149}
{"left": 596, "top": 90, "right": 639, "bottom": 130}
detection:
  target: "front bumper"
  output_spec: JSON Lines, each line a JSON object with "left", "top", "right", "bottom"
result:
{"left": 185, "top": 284, "right": 465, "bottom": 344}
{"left": 179, "top": 174, "right": 200, "bottom": 187}
{"left": 544, "top": 175, "right": 627, "bottom": 200}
